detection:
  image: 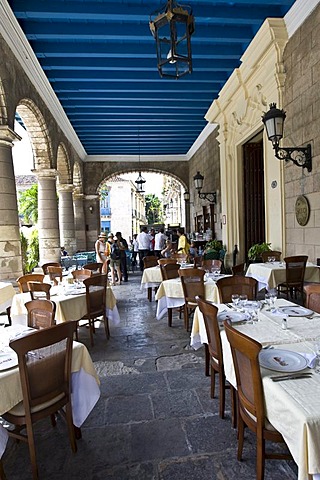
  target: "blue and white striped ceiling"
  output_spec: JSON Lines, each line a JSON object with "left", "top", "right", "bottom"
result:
{"left": 7, "top": 0, "right": 296, "bottom": 156}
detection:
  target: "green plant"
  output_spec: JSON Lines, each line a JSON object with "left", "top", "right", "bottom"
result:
{"left": 247, "top": 242, "right": 271, "bottom": 261}
{"left": 204, "top": 239, "right": 226, "bottom": 260}
{"left": 20, "top": 229, "right": 39, "bottom": 273}
{"left": 20, "top": 231, "right": 28, "bottom": 274}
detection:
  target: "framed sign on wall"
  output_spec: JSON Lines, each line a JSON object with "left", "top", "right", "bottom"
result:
{"left": 295, "top": 195, "right": 310, "bottom": 226}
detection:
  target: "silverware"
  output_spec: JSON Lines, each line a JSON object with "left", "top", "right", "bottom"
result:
{"left": 270, "top": 372, "right": 312, "bottom": 382}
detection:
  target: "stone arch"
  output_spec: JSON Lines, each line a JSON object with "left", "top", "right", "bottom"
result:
{"left": 57, "top": 142, "right": 72, "bottom": 185}
{"left": 16, "top": 99, "right": 53, "bottom": 170}
{"left": 73, "top": 161, "right": 83, "bottom": 194}
{"left": 84, "top": 161, "right": 189, "bottom": 195}
{"left": 0, "top": 78, "right": 8, "bottom": 124}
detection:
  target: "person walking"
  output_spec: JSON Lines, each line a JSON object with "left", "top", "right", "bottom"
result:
{"left": 95, "top": 232, "right": 108, "bottom": 273}
{"left": 132, "top": 233, "right": 139, "bottom": 269}
{"left": 109, "top": 234, "right": 122, "bottom": 285}
{"left": 137, "top": 226, "right": 151, "bottom": 271}
{"left": 177, "top": 228, "right": 190, "bottom": 256}
{"left": 115, "top": 231, "right": 128, "bottom": 282}
{"left": 154, "top": 228, "right": 167, "bottom": 257}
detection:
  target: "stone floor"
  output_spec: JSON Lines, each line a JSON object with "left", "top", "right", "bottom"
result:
{"left": 2, "top": 272, "right": 299, "bottom": 479}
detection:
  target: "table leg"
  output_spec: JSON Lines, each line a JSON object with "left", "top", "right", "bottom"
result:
{"left": 74, "top": 425, "right": 82, "bottom": 440}
{"left": 168, "top": 308, "right": 172, "bottom": 327}
{"left": 147, "top": 287, "right": 152, "bottom": 302}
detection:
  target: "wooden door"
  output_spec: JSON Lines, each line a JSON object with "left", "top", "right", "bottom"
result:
{"left": 243, "top": 141, "right": 265, "bottom": 257}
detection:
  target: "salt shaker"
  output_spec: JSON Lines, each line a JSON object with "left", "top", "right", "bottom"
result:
{"left": 282, "top": 318, "right": 287, "bottom": 330}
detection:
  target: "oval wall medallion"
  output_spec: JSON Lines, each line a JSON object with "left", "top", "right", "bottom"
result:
{"left": 295, "top": 195, "right": 310, "bottom": 226}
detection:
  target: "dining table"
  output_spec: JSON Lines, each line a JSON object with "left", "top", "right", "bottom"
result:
{"left": 190, "top": 298, "right": 320, "bottom": 480}
{"left": 10, "top": 283, "right": 120, "bottom": 326}
{"left": 155, "top": 273, "right": 227, "bottom": 321}
{"left": 245, "top": 261, "right": 320, "bottom": 291}
{"left": 0, "top": 324, "right": 100, "bottom": 458}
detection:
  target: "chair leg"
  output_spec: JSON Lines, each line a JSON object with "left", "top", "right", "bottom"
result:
{"left": 204, "top": 344, "right": 210, "bottom": 376}
{"left": 210, "top": 365, "right": 216, "bottom": 398}
{"left": 65, "top": 404, "right": 77, "bottom": 454}
{"left": 25, "top": 420, "right": 39, "bottom": 480}
{"left": 184, "top": 305, "right": 188, "bottom": 331}
{"left": 230, "top": 386, "right": 237, "bottom": 429}
{"left": 219, "top": 370, "right": 226, "bottom": 419}
{"left": 89, "top": 319, "right": 94, "bottom": 346}
{"left": 104, "top": 315, "right": 110, "bottom": 339}
{"left": 237, "top": 415, "right": 245, "bottom": 461}
{"left": 256, "top": 434, "right": 266, "bottom": 480}
{"left": 147, "top": 287, "right": 152, "bottom": 302}
{"left": 6, "top": 307, "right": 11, "bottom": 326}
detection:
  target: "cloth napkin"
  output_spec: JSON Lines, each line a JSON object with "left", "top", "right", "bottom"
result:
{"left": 300, "top": 352, "right": 317, "bottom": 368}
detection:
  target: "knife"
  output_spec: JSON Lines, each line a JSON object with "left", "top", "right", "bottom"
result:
{"left": 270, "top": 372, "right": 312, "bottom": 382}
{"left": 272, "top": 374, "right": 312, "bottom": 382}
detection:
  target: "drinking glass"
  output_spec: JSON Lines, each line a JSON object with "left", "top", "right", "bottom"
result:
{"left": 212, "top": 267, "right": 221, "bottom": 277}
{"left": 312, "top": 340, "right": 320, "bottom": 374}
{"left": 265, "top": 292, "right": 271, "bottom": 311}
{"left": 269, "top": 290, "right": 277, "bottom": 311}
{"left": 267, "top": 256, "right": 273, "bottom": 263}
{"left": 231, "top": 294, "right": 240, "bottom": 308}
{"left": 239, "top": 294, "right": 248, "bottom": 311}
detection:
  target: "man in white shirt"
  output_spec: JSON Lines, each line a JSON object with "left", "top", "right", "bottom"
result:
{"left": 137, "top": 226, "right": 151, "bottom": 271}
{"left": 154, "top": 228, "right": 167, "bottom": 258}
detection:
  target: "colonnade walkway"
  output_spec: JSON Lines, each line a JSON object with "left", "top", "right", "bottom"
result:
{"left": 3, "top": 272, "right": 298, "bottom": 479}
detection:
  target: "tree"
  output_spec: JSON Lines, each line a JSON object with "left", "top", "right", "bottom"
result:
{"left": 145, "top": 194, "right": 163, "bottom": 225}
{"left": 18, "top": 184, "right": 38, "bottom": 225}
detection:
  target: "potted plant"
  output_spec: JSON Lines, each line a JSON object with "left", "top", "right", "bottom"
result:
{"left": 247, "top": 242, "right": 271, "bottom": 263}
{"left": 204, "top": 239, "right": 226, "bottom": 261}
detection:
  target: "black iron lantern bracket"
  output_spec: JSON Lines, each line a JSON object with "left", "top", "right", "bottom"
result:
{"left": 272, "top": 144, "right": 312, "bottom": 172}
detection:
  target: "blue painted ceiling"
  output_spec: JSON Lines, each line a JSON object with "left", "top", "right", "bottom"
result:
{"left": 8, "top": 0, "right": 295, "bottom": 156}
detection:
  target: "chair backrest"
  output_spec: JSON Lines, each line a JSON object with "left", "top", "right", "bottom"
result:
{"left": 47, "top": 266, "right": 63, "bottom": 285}
{"left": 196, "top": 297, "right": 222, "bottom": 365}
{"left": 9, "top": 321, "right": 76, "bottom": 419}
{"left": 83, "top": 262, "right": 103, "bottom": 275}
{"left": 160, "top": 263, "right": 181, "bottom": 280}
{"left": 143, "top": 255, "right": 158, "bottom": 269}
{"left": 193, "top": 255, "right": 202, "bottom": 268}
{"left": 41, "top": 262, "right": 61, "bottom": 275}
{"left": 216, "top": 276, "right": 257, "bottom": 303}
{"left": 157, "top": 258, "right": 177, "bottom": 266}
{"left": 224, "top": 321, "right": 265, "bottom": 428}
{"left": 27, "top": 281, "right": 51, "bottom": 300}
{"left": 172, "top": 253, "right": 188, "bottom": 262}
{"left": 17, "top": 274, "right": 45, "bottom": 293}
{"left": 201, "top": 259, "right": 222, "bottom": 271}
{"left": 83, "top": 274, "right": 108, "bottom": 317}
{"left": 261, "top": 251, "right": 282, "bottom": 262}
{"left": 284, "top": 255, "right": 308, "bottom": 284}
{"left": 304, "top": 284, "right": 320, "bottom": 312}
{"left": 72, "top": 268, "right": 92, "bottom": 282}
{"left": 179, "top": 268, "right": 205, "bottom": 303}
{"left": 25, "top": 299, "right": 56, "bottom": 329}
{"left": 231, "top": 263, "right": 245, "bottom": 276}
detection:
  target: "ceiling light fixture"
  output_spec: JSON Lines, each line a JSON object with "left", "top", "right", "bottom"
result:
{"left": 135, "top": 131, "right": 146, "bottom": 193}
{"left": 149, "top": 0, "right": 195, "bottom": 79}
{"left": 262, "top": 103, "right": 312, "bottom": 172}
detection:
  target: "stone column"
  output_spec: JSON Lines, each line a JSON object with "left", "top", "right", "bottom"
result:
{"left": 73, "top": 192, "right": 86, "bottom": 252}
{"left": 35, "top": 169, "right": 60, "bottom": 265}
{"left": 57, "top": 184, "right": 76, "bottom": 255}
{"left": 0, "top": 126, "right": 23, "bottom": 279}
{"left": 84, "top": 195, "right": 100, "bottom": 249}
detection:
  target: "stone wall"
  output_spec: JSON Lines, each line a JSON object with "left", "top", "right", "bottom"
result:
{"left": 283, "top": 3, "right": 320, "bottom": 262}
{"left": 188, "top": 127, "right": 222, "bottom": 240}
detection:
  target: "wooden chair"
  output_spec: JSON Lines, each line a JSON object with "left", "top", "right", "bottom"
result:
{"left": 47, "top": 266, "right": 63, "bottom": 285}
{"left": 196, "top": 296, "right": 236, "bottom": 425}
{"left": 216, "top": 276, "right": 257, "bottom": 303}
{"left": 143, "top": 256, "right": 159, "bottom": 301}
{"left": 157, "top": 258, "right": 177, "bottom": 265}
{"left": 261, "top": 251, "right": 282, "bottom": 263}
{"left": 83, "top": 262, "right": 103, "bottom": 275}
{"left": 27, "top": 281, "right": 51, "bottom": 300}
{"left": 193, "top": 255, "right": 202, "bottom": 268}
{"left": 277, "top": 255, "right": 308, "bottom": 300}
{"left": 224, "top": 321, "right": 291, "bottom": 480}
{"left": 71, "top": 268, "right": 92, "bottom": 282}
{"left": 159, "top": 263, "right": 182, "bottom": 327}
{"left": 172, "top": 253, "right": 188, "bottom": 263}
{"left": 231, "top": 263, "right": 245, "bottom": 276}
{"left": 41, "top": 262, "right": 61, "bottom": 275}
{"left": 81, "top": 274, "right": 109, "bottom": 346}
{"left": 25, "top": 299, "right": 56, "bottom": 329}
{"left": 304, "top": 284, "right": 320, "bottom": 312}
{"left": 3, "top": 322, "right": 77, "bottom": 479}
{"left": 143, "top": 256, "right": 158, "bottom": 269}
{"left": 17, "top": 274, "right": 45, "bottom": 293}
{"left": 178, "top": 268, "right": 205, "bottom": 331}
{"left": 201, "top": 259, "right": 222, "bottom": 272}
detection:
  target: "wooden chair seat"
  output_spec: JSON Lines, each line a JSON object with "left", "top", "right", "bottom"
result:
{"left": 17, "top": 274, "right": 45, "bottom": 293}
{"left": 178, "top": 268, "right": 205, "bottom": 331}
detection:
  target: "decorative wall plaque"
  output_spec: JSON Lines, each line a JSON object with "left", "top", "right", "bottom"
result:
{"left": 295, "top": 195, "right": 310, "bottom": 226}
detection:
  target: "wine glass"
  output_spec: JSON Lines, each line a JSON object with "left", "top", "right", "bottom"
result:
{"left": 239, "top": 294, "right": 248, "bottom": 311}
{"left": 269, "top": 290, "right": 277, "bottom": 312}
{"left": 265, "top": 292, "right": 271, "bottom": 311}
{"left": 231, "top": 294, "right": 240, "bottom": 308}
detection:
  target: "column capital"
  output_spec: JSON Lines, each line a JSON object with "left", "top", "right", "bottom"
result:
{"left": 57, "top": 183, "right": 74, "bottom": 194}
{"left": 73, "top": 192, "right": 84, "bottom": 200}
{"left": 84, "top": 194, "right": 99, "bottom": 201}
{"left": 0, "top": 126, "right": 22, "bottom": 147}
{"left": 32, "top": 168, "right": 58, "bottom": 180}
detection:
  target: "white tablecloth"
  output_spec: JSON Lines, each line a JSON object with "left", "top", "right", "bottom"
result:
{"left": 140, "top": 266, "right": 162, "bottom": 289}
{"left": 0, "top": 283, "right": 15, "bottom": 313}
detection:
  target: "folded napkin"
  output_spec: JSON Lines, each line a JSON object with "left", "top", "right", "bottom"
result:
{"left": 300, "top": 353, "right": 317, "bottom": 368}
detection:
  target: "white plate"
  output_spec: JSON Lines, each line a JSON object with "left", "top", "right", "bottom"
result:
{"left": 217, "top": 311, "right": 249, "bottom": 324}
{"left": 245, "top": 301, "right": 260, "bottom": 309}
{"left": 277, "top": 306, "right": 314, "bottom": 317}
{"left": 69, "top": 289, "right": 86, "bottom": 296}
{"left": 0, "top": 351, "right": 18, "bottom": 371}
{"left": 259, "top": 349, "right": 308, "bottom": 372}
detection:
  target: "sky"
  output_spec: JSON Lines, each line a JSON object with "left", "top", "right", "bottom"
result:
{"left": 12, "top": 123, "right": 164, "bottom": 197}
